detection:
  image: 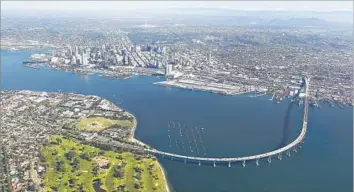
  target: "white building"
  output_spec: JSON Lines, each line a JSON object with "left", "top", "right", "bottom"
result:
{"left": 64, "top": 59, "right": 71, "bottom": 64}
{"left": 166, "top": 64, "right": 173, "bottom": 75}
{"left": 75, "top": 46, "right": 79, "bottom": 55}
{"left": 50, "top": 57, "right": 59, "bottom": 63}
{"left": 71, "top": 55, "right": 77, "bottom": 64}
{"left": 81, "top": 53, "right": 89, "bottom": 65}
{"left": 104, "top": 52, "right": 109, "bottom": 64}
{"left": 299, "top": 93, "right": 306, "bottom": 98}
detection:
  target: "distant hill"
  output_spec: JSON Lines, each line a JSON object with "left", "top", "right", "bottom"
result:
{"left": 267, "top": 17, "right": 330, "bottom": 27}
{"left": 163, "top": 8, "right": 353, "bottom": 26}
{"left": 1, "top": 7, "right": 352, "bottom": 29}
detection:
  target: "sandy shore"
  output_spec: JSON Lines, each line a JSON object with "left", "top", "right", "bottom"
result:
{"left": 128, "top": 113, "right": 150, "bottom": 147}
{"left": 156, "top": 160, "right": 171, "bottom": 192}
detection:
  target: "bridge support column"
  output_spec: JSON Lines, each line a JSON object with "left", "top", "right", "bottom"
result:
{"left": 213, "top": 161, "right": 216, "bottom": 167}
{"left": 256, "top": 159, "right": 259, "bottom": 166}
{"left": 267, "top": 156, "right": 272, "bottom": 164}
{"left": 242, "top": 160, "right": 246, "bottom": 167}
{"left": 198, "top": 161, "right": 201, "bottom": 166}
{"left": 228, "top": 161, "right": 231, "bottom": 168}
{"left": 293, "top": 146, "right": 298, "bottom": 153}
{"left": 171, "top": 157, "right": 174, "bottom": 160}
{"left": 184, "top": 159, "right": 187, "bottom": 164}
{"left": 286, "top": 150, "right": 291, "bottom": 157}
{"left": 278, "top": 153, "right": 282, "bottom": 160}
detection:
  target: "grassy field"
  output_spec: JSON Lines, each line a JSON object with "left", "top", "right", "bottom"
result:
{"left": 41, "top": 136, "right": 166, "bottom": 192}
{"left": 74, "top": 117, "right": 134, "bottom": 131}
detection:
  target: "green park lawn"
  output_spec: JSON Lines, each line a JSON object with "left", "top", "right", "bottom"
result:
{"left": 74, "top": 117, "right": 134, "bottom": 131}
{"left": 40, "top": 136, "right": 166, "bottom": 192}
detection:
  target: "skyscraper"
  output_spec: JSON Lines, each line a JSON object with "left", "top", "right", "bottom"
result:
{"left": 122, "top": 55, "right": 126, "bottom": 65}
{"left": 81, "top": 53, "right": 88, "bottom": 65}
{"left": 68, "top": 46, "right": 72, "bottom": 56}
{"left": 71, "top": 55, "right": 77, "bottom": 65}
{"left": 103, "top": 52, "right": 109, "bottom": 66}
{"left": 75, "top": 46, "right": 79, "bottom": 56}
{"left": 166, "top": 64, "right": 173, "bottom": 76}
{"left": 127, "top": 55, "right": 132, "bottom": 65}
{"left": 76, "top": 54, "right": 82, "bottom": 64}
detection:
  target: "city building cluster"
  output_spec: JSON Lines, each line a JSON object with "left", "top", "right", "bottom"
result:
{"left": 2, "top": 16, "right": 352, "bottom": 105}
{"left": 0, "top": 90, "right": 137, "bottom": 191}
{"left": 126, "top": 26, "right": 353, "bottom": 105}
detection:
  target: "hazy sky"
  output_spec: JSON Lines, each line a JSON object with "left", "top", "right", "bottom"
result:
{"left": 2, "top": 1, "right": 353, "bottom": 11}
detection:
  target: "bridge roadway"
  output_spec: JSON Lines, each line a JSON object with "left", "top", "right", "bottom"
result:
{"left": 145, "top": 78, "right": 310, "bottom": 163}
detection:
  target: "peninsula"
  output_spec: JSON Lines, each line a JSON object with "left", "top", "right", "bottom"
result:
{"left": 0, "top": 90, "right": 169, "bottom": 192}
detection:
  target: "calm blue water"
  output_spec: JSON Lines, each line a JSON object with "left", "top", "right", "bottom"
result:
{"left": 1, "top": 50, "right": 353, "bottom": 192}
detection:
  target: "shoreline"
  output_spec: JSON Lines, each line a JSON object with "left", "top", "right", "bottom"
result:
{"left": 154, "top": 81, "right": 251, "bottom": 96}
{"left": 23, "top": 60, "right": 164, "bottom": 80}
{"left": 156, "top": 159, "right": 171, "bottom": 192}
{"left": 21, "top": 62, "right": 352, "bottom": 106}
{"left": 127, "top": 113, "right": 150, "bottom": 148}
{"left": 126, "top": 110, "right": 171, "bottom": 192}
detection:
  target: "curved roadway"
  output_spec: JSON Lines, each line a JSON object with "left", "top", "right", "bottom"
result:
{"left": 146, "top": 78, "right": 310, "bottom": 163}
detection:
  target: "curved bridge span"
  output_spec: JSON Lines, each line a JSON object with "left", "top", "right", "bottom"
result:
{"left": 146, "top": 78, "right": 310, "bottom": 165}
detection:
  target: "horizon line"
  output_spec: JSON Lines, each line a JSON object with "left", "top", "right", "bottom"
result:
{"left": 1, "top": 7, "right": 353, "bottom": 12}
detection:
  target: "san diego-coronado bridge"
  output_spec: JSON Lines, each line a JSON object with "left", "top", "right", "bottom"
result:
{"left": 145, "top": 77, "right": 310, "bottom": 167}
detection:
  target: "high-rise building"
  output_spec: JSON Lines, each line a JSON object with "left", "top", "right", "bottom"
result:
{"left": 127, "top": 55, "right": 132, "bottom": 65}
{"left": 104, "top": 52, "right": 109, "bottom": 64}
{"left": 76, "top": 54, "right": 82, "bottom": 64}
{"left": 68, "top": 46, "right": 72, "bottom": 56}
{"left": 155, "top": 59, "right": 160, "bottom": 68}
{"left": 116, "top": 55, "right": 123, "bottom": 65}
{"left": 171, "top": 52, "right": 177, "bottom": 64}
{"left": 81, "top": 54, "right": 85, "bottom": 65}
{"left": 166, "top": 64, "right": 173, "bottom": 76}
{"left": 122, "top": 55, "right": 126, "bottom": 65}
{"left": 103, "top": 52, "right": 110, "bottom": 68}
{"left": 112, "top": 57, "right": 117, "bottom": 65}
{"left": 71, "top": 55, "right": 77, "bottom": 64}
{"left": 162, "top": 54, "right": 168, "bottom": 64}
{"left": 162, "top": 47, "right": 167, "bottom": 55}
{"left": 121, "top": 49, "right": 126, "bottom": 56}
{"left": 61, "top": 49, "right": 66, "bottom": 57}
{"left": 81, "top": 53, "right": 88, "bottom": 65}
{"left": 75, "top": 47, "right": 79, "bottom": 55}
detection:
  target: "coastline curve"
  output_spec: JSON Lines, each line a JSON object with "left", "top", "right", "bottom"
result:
{"left": 143, "top": 78, "right": 310, "bottom": 164}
